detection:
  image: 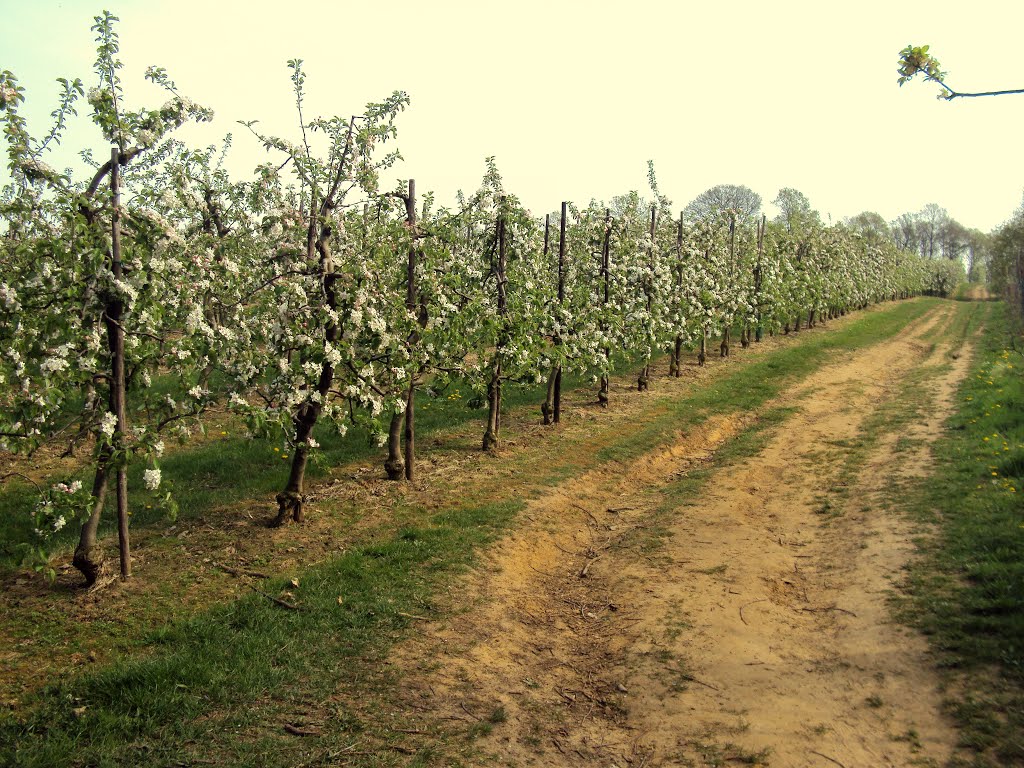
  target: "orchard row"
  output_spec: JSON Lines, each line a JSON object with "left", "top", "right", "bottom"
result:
{"left": 0, "top": 15, "right": 963, "bottom": 583}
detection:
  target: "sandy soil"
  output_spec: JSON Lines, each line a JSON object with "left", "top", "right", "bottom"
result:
{"left": 394, "top": 301, "right": 975, "bottom": 767}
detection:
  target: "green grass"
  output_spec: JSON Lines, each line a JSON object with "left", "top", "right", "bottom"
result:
{"left": 893, "top": 301, "right": 1024, "bottom": 767}
{"left": 0, "top": 498, "right": 523, "bottom": 767}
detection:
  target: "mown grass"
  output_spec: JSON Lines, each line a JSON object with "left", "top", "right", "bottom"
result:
{"left": 893, "top": 301, "right": 1024, "bottom": 767}
{"left": 0, "top": 297, "right": 949, "bottom": 767}
{"left": 0, "top": 499, "right": 523, "bottom": 767}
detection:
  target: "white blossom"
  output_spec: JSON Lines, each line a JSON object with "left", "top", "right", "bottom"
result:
{"left": 143, "top": 468, "right": 162, "bottom": 490}
{"left": 99, "top": 412, "right": 117, "bottom": 438}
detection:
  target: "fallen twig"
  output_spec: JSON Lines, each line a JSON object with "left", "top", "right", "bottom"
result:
{"left": 528, "top": 563, "right": 558, "bottom": 578}
{"left": 678, "top": 673, "right": 720, "bottom": 692}
{"left": 572, "top": 503, "right": 602, "bottom": 528}
{"left": 397, "top": 611, "right": 430, "bottom": 621}
{"left": 802, "top": 606, "right": 857, "bottom": 618}
{"left": 246, "top": 583, "right": 303, "bottom": 611}
{"left": 213, "top": 561, "right": 270, "bottom": 579}
{"left": 580, "top": 556, "right": 601, "bottom": 578}
{"left": 809, "top": 750, "right": 847, "bottom": 768}
{"left": 459, "top": 702, "right": 481, "bottom": 721}
{"left": 739, "top": 598, "right": 768, "bottom": 626}
{"left": 283, "top": 723, "right": 321, "bottom": 737}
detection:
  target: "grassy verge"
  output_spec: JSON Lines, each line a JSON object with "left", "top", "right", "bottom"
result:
{"left": 893, "top": 301, "right": 1024, "bottom": 767}
{"left": 0, "top": 298, "right": 947, "bottom": 767}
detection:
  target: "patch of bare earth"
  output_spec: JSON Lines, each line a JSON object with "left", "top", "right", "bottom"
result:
{"left": 394, "top": 302, "right": 975, "bottom": 767}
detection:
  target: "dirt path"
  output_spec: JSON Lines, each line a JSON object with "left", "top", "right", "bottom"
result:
{"left": 395, "top": 301, "right": 975, "bottom": 767}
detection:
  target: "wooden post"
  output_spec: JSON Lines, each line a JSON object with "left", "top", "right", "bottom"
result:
{"left": 484, "top": 203, "right": 507, "bottom": 451}
{"left": 554, "top": 201, "right": 566, "bottom": 423}
{"left": 109, "top": 148, "right": 130, "bottom": 579}
{"left": 670, "top": 212, "right": 684, "bottom": 376}
{"left": 754, "top": 214, "right": 765, "bottom": 342}
{"left": 638, "top": 206, "right": 655, "bottom": 391}
{"left": 598, "top": 209, "right": 611, "bottom": 406}
{"left": 721, "top": 214, "right": 735, "bottom": 358}
{"left": 403, "top": 179, "right": 418, "bottom": 481}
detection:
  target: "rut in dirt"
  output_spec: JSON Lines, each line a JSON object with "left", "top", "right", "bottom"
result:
{"left": 393, "top": 301, "right": 976, "bottom": 767}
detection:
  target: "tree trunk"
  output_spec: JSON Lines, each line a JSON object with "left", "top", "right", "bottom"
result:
{"left": 637, "top": 363, "right": 650, "bottom": 391}
{"left": 72, "top": 460, "right": 111, "bottom": 586}
{"left": 274, "top": 124, "right": 355, "bottom": 522}
{"left": 108, "top": 148, "right": 131, "bottom": 579}
{"left": 275, "top": 439, "right": 309, "bottom": 526}
{"left": 670, "top": 335, "right": 683, "bottom": 377}
{"left": 542, "top": 365, "right": 557, "bottom": 424}
{"left": 698, "top": 328, "right": 707, "bottom": 367}
{"left": 483, "top": 365, "right": 501, "bottom": 452}
{"left": 403, "top": 380, "right": 416, "bottom": 482}
{"left": 384, "top": 411, "right": 404, "bottom": 480}
{"left": 275, "top": 221, "right": 339, "bottom": 525}
{"left": 720, "top": 325, "right": 730, "bottom": 357}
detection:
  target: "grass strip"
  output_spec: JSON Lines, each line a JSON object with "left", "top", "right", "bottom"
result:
{"left": 895, "top": 301, "right": 1024, "bottom": 767}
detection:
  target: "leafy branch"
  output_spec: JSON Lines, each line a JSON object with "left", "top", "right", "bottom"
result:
{"left": 897, "top": 44, "right": 1024, "bottom": 100}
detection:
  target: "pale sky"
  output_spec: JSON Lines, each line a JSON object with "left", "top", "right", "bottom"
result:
{"left": 4, "top": 0, "right": 1023, "bottom": 232}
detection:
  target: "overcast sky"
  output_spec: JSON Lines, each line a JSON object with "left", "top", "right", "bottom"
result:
{"left": 4, "top": 0, "right": 1023, "bottom": 232}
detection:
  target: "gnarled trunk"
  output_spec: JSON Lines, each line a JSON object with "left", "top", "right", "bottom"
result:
{"left": 384, "top": 411, "right": 404, "bottom": 480}
{"left": 72, "top": 460, "right": 111, "bottom": 586}
{"left": 541, "top": 365, "right": 557, "bottom": 425}
{"left": 483, "top": 365, "right": 501, "bottom": 452}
